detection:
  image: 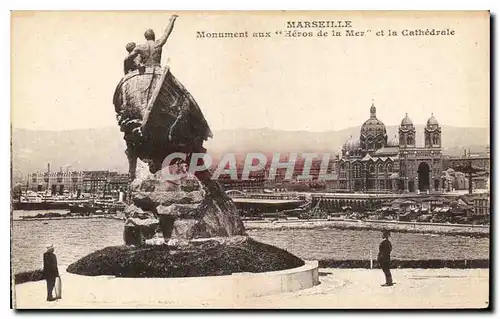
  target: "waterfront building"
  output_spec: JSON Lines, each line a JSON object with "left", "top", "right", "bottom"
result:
{"left": 335, "top": 103, "right": 443, "bottom": 193}
{"left": 443, "top": 150, "right": 490, "bottom": 192}
{"left": 26, "top": 169, "right": 129, "bottom": 195}
{"left": 106, "top": 173, "right": 130, "bottom": 193}
{"left": 472, "top": 194, "right": 490, "bottom": 216}
{"left": 27, "top": 170, "right": 84, "bottom": 194}
{"left": 213, "top": 158, "right": 337, "bottom": 192}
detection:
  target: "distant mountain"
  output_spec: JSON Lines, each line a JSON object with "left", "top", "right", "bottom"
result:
{"left": 11, "top": 125, "right": 489, "bottom": 180}
{"left": 12, "top": 127, "right": 128, "bottom": 180}
{"left": 204, "top": 125, "right": 489, "bottom": 160}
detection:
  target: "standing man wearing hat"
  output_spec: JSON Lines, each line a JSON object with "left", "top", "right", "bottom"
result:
{"left": 378, "top": 230, "right": 393, "bottom": 287}
{"left": 43, "top": 244, "right": 60, "bottom": 301}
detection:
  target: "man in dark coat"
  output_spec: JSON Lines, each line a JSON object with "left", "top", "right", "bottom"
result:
{"left": 43, "top": 244, "right": 59, "bottom": 301}
{"left": 378, "top": 230, "right": 393, "bottom": 287}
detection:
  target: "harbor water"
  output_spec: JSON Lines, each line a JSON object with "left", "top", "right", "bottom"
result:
{"left": 11, "top": 211, "right": 489, "bottom": 274}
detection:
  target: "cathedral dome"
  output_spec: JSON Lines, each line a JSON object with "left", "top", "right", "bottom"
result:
{"left": 426, "top": 113, "right": 439, "bottom": 128}
{"left": 361, "top": 118, "right": 387, "bottom": 136}
{"left": 360, "top": 102, "right": 387, "bottom": 150}
{"left": 401, "top": 113, "right": 413, "bottom": 126}
{"left": 399, "top": 113, "right": 415, "bottom": 132}
{"left": 343, "top": 135, "right": 360, "bottom": 151}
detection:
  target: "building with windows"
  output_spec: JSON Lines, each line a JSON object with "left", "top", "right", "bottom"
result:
{"left": 335, "top": 103, "right": 443, "bottom": 193}
{"left": 27, "top": 171, "right": 84, "bottom": 194}
{"left": 212, "top": 157, "right": 337, "bottom": 192}
{"left": 27, "top": 169, "right": 129, "bottom": 195}
{"left": 472, "top": 193, "right": 490, "bottom": 216}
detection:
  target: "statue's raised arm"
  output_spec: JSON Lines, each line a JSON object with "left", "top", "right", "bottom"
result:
{"left": 129, "top": 14, "right": 178, "bottom": 68}
{"left": 157, "top": 15, "right": 178, "bottom": 47}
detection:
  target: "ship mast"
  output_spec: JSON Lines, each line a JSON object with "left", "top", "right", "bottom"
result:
{"left": 47, "top": 163, "right": 51, "bottom": 197}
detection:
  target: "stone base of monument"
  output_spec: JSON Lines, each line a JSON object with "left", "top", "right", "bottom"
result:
{"left": 73, "top": 161, "right": 320, "bottom": 295}
{"left": 66, "top": 236, "right": 319, "bottom": 301}
{"left": 66, "top": 236, "right": 306, "bottom": 278}
{"left": 63, "top": 260, "right": 319, "bottom": 304}
{"left": 122, "top": 160, "right": 247, "bottom": 245}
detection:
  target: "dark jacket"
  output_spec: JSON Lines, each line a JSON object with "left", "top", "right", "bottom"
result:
{"left": 378, "top": 239, "right": 392, "bottom": 263}
{"left": 43, "top": 251, "right": 59, "bottom": 278}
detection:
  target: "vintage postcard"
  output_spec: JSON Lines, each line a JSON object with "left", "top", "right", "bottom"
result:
{"left": 11, "top": 11, "right": 490, "bottom": 309}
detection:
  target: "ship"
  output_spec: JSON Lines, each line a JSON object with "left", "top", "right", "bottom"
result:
{"left": 113, "top": 65, "right": 213, "bottom": 175}
{"left": 12, "top": 191, "right": 91, "bottom": 210}
{"left": 13, "top": 191, "right": 126, "bottom": 213}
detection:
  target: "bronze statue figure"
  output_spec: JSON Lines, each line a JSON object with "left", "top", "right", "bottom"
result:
{"left": 123, "top": 42, "right": 140, "bottom": 75}
{"left": 127, "top": 15, "right": 178, "bottom": 68}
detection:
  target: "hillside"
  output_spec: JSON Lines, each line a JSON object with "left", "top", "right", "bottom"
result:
{"left": 11, "top": 125, "right": 489, "bottom": 179}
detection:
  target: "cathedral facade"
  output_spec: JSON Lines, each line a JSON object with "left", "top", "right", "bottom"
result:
{"left": 335, "top": 103, "right": 443, "bottom": 193}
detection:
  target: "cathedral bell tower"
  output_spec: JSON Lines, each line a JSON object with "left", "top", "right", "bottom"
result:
{"left": 399, "top": 113, "right": 416, "bottom": 148}
{"left": 424, "top": 113, "right": 442, "bottom": 148}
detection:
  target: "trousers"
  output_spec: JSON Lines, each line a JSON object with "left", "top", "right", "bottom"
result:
{"left": 380, "top": 261, "right": 393, "bottom": 284}
{"left": 46, "top": 277, "right": 56, "bottom": 299}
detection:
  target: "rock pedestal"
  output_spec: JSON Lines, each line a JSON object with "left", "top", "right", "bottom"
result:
{"left": 123, "top": 203, "right": 159, "bottom": 245}
{"left": 123, "top": 160, "right": 245, "bottom": 244}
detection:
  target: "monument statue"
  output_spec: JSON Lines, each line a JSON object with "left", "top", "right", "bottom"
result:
{"left": 66, "top": 14, "right": 305, "bottom": 281}
{"left": 112, "top": 15, "right": 245, "bottom": 244}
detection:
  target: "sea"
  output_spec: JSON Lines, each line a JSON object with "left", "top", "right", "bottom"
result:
{"left": 11, "top": 210, "right": 490, "bottom": 274}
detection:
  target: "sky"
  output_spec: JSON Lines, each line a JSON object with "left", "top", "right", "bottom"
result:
{"left": 11, "top": 11, "right": 490, "bottom": 132}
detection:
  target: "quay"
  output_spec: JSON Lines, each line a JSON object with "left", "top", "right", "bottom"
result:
{"left": 13, "top": 215, "right": 124, "bottom": 222}
{"left": 230, "top": 190, "right": 490, "bottom": 217}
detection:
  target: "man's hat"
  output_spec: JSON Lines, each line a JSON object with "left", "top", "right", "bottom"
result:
{"left": 46, "top": 244, "right": 54, "bottom": 250}
{"left": 382, "top": 230, "right": 391, "bottom": 237}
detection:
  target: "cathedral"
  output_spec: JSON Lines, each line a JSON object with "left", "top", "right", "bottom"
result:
{"left": 335, "top": 103, "right": 443, "bottom": 193}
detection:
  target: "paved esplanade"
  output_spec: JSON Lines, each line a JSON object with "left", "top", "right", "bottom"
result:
{"left": 14, "top": 268, "right": 488, "bottom": 309}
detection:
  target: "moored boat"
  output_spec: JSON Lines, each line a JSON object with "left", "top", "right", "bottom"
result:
{"left": 68, "top": 203, "right": 97, "bottom": 215}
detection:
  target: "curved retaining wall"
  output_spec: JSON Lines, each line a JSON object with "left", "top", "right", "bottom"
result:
{"left": 65, "top": 261, "right": 319, "bottom": 303}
